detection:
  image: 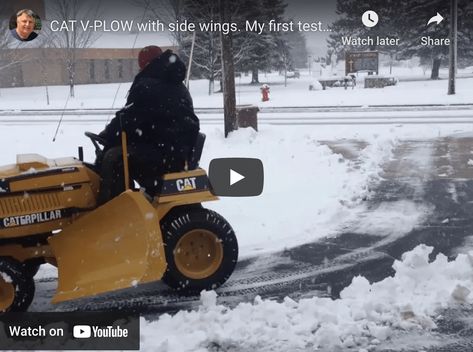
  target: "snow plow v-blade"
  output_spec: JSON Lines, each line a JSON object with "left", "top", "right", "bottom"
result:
{"left": 48, "top": 191, "right": 166, "bottom": 303}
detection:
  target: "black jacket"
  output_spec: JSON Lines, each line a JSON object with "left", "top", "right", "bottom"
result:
{"left": 100, "top": 50, "right": 200, "bottom": 157}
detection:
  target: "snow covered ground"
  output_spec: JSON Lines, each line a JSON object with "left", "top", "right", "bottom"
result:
{"left": 2, "top": 71, "right": 473, "bottom": 350}
{"left": 0, "top": 68, "right": 472, "bottom": 111}
{"left": 140, "top": 244, "right": 473, "bottom": 351}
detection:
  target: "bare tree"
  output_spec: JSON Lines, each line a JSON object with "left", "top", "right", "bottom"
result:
{"left": 0, "top": 26, "right": 10, "bottom": 49}
{"left": 34, "top": 28, "right": 60, "bottom": 104}
{"left": 180, "top": 0, "right": 220, "bottom": 95}
{"left": 0, "top": 11, "right": 11, "bottom": 91}
{"left": 0, "top": 5, "right": 14, "bottom": 71}
{"left": 180, "top": 0, "right": 250, "bottom": 95}
{"left": 131, "top": 0, "right": 185, "bottom": 46}
{"left": 49, "top": 0, "right": 101, "bottom": 97}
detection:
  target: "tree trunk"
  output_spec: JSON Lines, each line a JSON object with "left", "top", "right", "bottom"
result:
{"left": 69, "top": 81, "right": 74, "bottom": 97}
{"left": 68, "top": 62, "right": 75, "bottom": 97}
{"left": 431, "top": 58, "right": 441, "bottom": 80}
{"left": 208, "top": 78, "right": 214, "bottom": 95}
{"left": 45, "top": 86, "right": 50, "bottom": 105}
{"left": 69, "top": 78, "right": 74, "bottom": 98}
{"left": 284, "top": 64, "right": 287, "bottom": 88}
{"left": 251, "top": 69, "right": 259, "bottom": 84}
{"left": 219, "top": 0, "right": 237, "bottom": 137}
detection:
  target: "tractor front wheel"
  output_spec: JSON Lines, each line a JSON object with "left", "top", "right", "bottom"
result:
{"left": 0, "top": 258, "right": 35, "bottom": 312}
{"left": 160, "top": 207, "right": 238, "bottom": 294}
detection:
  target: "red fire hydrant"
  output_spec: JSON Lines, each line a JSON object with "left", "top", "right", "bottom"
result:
{"left": 260, "top": 84, "right": 270, "bottom": 102}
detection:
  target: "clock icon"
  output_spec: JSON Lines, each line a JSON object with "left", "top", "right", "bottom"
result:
{"left": 362, "top": 10, "right": 379, "bottom": 28}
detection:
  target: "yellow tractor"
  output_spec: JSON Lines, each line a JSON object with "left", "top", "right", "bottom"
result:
{"left": 0, "top": 131, "right": 238, "bottom": 312}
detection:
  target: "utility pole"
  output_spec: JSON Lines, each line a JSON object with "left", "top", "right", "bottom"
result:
{"left": 448, "top": 0, "right": 458, "bottom": 95}
{"left": 219, "top": 0, "right": 237, "bottom": 137}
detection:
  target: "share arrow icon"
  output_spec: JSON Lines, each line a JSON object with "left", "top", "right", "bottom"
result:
{"left": 427, "top": 13, "right": 444, "bottom": 26}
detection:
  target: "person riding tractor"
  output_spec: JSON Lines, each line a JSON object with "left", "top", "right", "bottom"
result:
{"left": 98, "top": 46, "right": 200, "bottom": 204}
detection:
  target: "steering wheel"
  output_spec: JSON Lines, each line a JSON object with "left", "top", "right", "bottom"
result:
{"left": 84, "top": 131, "right": 108, "bottom": 153}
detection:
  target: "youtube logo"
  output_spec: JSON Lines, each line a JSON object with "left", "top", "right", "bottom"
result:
{"left": 73, "top": 325, "right": 91, "bottom": 339}
{"left": 209, "top": 158, "right": 264, "bottom": 197}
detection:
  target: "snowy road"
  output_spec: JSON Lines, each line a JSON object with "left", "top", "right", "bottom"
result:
{"left": 0, "top": 103, "right": 472, "bottom": 115}
{"left": 0, "top": 107, "right": 473, "bottom": 126}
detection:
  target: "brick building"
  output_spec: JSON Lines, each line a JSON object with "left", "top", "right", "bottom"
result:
{"left": 0, "top": 47, "right": 175, "bottom": 88}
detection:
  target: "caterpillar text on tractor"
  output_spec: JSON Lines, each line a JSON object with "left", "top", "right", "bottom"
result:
{"left": 0, "top": 132, "right": 238, "bottom": 312}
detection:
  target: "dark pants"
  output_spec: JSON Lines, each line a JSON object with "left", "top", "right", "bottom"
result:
{"left": 97, "top": 144, "right": 185, "bottom": 204}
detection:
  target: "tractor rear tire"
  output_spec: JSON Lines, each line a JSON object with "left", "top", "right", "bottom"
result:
{"left": 0, "top": 258, "right": 35, "bottom": 312}
{"left": 160, "top": 207, "right": 238, "bottom": 295}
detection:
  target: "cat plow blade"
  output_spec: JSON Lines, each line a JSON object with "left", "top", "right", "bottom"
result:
{"left": 48, "top": 191, "right": 166, "bottom": 303}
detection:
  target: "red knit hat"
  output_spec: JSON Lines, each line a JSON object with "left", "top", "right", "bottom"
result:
{"left": 138, "top": 46, "right": 163, "bottom": 70}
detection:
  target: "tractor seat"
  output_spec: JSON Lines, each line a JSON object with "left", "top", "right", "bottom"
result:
{"left": 187, "top": 133, "right": 206, "bottom": 170}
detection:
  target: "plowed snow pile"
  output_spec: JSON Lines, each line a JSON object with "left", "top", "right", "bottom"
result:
{"left": 140, "top": 245, "right": 473, "bottom": 351}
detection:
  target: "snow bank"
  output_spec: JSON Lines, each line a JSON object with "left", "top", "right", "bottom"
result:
{"left": 202, "top": 127, "right": 396, "bottom": 256}
{"left": 140, "top": 245, "right": 473, "bottom": 351}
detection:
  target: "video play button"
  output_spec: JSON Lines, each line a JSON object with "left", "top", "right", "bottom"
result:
{"left": 209, "top": 158, "right": 264, "bottom": 197}
{"left": 230, "top": 169, "right": 245, "bottom": 186}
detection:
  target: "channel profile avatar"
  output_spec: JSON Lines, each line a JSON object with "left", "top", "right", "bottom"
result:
{"left": 9, "top": 9, "right": 41, "bottom": 42}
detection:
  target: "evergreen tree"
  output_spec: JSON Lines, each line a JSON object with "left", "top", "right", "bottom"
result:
{"left": 397, "top": 0, "right": 450, "bottom": 79}
{"left": 398, "top": 0, "right": 473, "bottom": 79}
{"left": 327, "top": 0, "right": 405, "bottom": 66}
{"left": 284, "top": 30, "right": 308, "bottom": 69}
{"left": 328, "top": 0, "right": 473, "bottom": 79}
{"left": 235, "top": 0, "right": 288, "bottom": 84}
{"left": 458, "top": 2, "right": 473, "bottom": 67}
{"left": 233, "top": 0, "right": 271, "bottom": 84}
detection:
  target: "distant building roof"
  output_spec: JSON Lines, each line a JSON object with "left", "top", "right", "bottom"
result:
{"left": 91, "top": 32, "right": 174, "bottom": 49}
{"left": 1, "top": 46, "right": 176, "bottom": 60}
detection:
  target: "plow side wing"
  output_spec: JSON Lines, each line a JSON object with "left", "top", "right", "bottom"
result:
{"left": 48, "top": 191, "right": 166, "bottom": 303}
